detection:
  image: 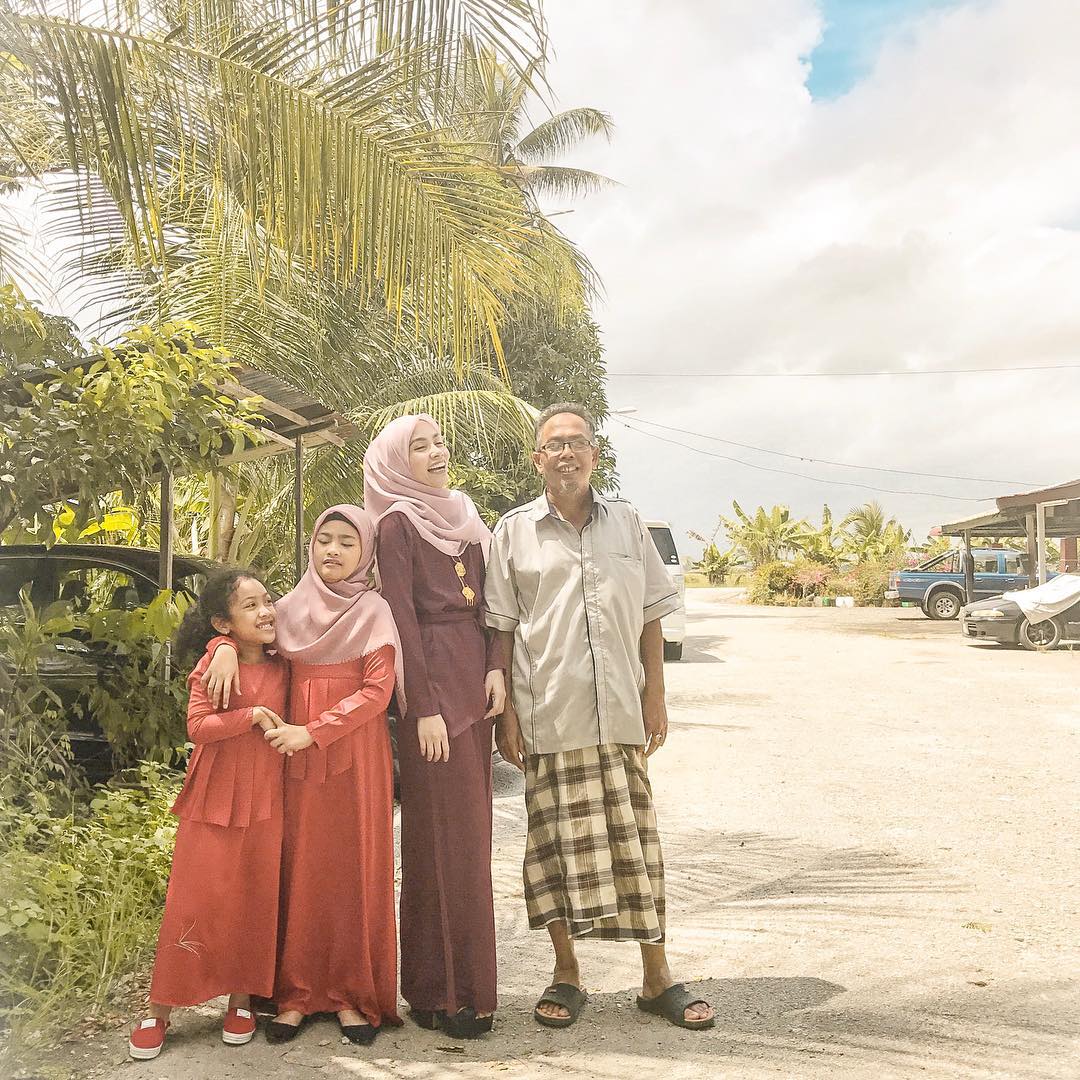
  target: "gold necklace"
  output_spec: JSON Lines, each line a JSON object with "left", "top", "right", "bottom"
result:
{"left": 452, "top": 554, "right": 477, "bottom": 605}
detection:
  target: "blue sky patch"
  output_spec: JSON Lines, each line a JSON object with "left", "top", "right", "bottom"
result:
{"left": 806, "top": 0, "right": 965, "bottom": 100}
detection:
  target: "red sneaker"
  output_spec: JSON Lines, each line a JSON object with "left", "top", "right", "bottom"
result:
{"left": 222, "top": 1007, "right": 257, "bottom": 1045}
{"left": 128, "top": 1018, "right": 168, "bottom": 1060}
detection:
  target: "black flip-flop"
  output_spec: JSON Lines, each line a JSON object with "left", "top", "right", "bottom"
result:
{"left": 534, "top": 983, "right": 588, "bottom": 1028}
{"left": 409, "top": 1007, "right": 491, "bottom": 1038}
{"left": 636, "top": 983, "right": 715, "bottom": 1030}
{"left": 441, "top": 1007, "right": 492, "bottom": 1039}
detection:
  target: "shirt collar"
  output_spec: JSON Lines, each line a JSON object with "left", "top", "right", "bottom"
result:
{"left": 531, "top": 489, "right": 608, "bottom": 523}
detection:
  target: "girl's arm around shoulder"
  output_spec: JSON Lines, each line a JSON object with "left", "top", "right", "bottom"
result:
{"left": 305, "top": 644, "right": 397, "bottom": 750}
{"left": 185, "top": 654, "right": 256, "bottom": 744}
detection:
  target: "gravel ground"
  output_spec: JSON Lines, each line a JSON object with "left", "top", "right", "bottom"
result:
{"left": 54, "top": 591, "right": 1080, "bottom": 1079}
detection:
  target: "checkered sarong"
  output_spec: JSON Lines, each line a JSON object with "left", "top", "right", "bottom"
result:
{"left": 523, "top": 743, "right": 665, "bottom": 943}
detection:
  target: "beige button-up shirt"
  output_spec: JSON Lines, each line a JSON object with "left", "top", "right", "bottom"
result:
{"left": 484, "top": 491, "right": 682, "bottom": 755}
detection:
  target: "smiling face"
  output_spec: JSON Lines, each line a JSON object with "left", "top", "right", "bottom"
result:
{"left": 407, "top": 419, "right": 450, "bottom": 489}
{"left": 532, "top": 412, "right": 599, "bottom": 499}
{"left": 312, "top": 518, "right": 364, "bottom": 584}
{"left": 210, "top": 576, "right": 276, "bottom": 645}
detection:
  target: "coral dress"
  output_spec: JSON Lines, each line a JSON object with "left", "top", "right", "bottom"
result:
{"left": 149, "top": 654, "right": 288, "bottom": 1007}
{"left": 273, "top": 646, "right": 401, "bottom": 1026}
{"left": 376, "top": 511, "right": 501, "bottom": 1016}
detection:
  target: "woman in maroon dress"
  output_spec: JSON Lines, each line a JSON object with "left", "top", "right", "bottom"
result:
{"left": 363, "top": 414, "right": 505, "bottom": 1039}
{"left": 130, "top": 570, "right": 286, "bottom": 1061}
{"left": 201, "top": 507, "right": 405, "bottom": 1045}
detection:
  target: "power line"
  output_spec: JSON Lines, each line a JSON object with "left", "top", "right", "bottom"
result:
{"left": 611, "top": 417, "right": 995, "bottom": 501}
{"left": 610, "top": 363, "right": 1080, "bottom": 378}
{"left": 623, "top": 414, "right": 1037, "bottom": 487}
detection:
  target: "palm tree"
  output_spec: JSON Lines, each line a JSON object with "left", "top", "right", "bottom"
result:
{"left": 1, "top": 0, "right": 593, "bottom": 558}
{"left": 0, "top": 0, "right": 583, "bottom": 377}
{"left": 842, "top": 501, "right": 910, "bottom": 563}
{"left": 453, "top": 45, "right": 616, "bottom": 200}
{"left": 720, "top": 501, "right": 807, "bottom": 569}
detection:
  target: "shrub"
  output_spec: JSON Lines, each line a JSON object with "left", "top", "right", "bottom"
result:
{"left": 791, "top": 557, "right": 830, "bottom": 601}
{"left": 80, "top": 593, "right": 188, "bottom": 766}
{"left": 824, "top": 560, "right": 893, "bottom": 606}
{"left": 0, "top": 763, "right": 181, "bottom": 1067}
{"left": 749, "top": 560, "right": 796, "bottom": 605}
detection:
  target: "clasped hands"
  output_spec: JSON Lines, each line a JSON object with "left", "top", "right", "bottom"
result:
{"left": 250, "top": 707, "right": 314, "bottom": 756}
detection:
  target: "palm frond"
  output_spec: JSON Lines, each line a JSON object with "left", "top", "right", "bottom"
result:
{"left": 501, "top": 163, "right": 616, "bottom": 199}
{"left": 514, "top": 106, "right": 614, "bottom": 162}
{"left": 355, "top": 387, "right": 534, "bottom": 454}
{"left": 2, "top": 10, "right": 561, "bottom": 370}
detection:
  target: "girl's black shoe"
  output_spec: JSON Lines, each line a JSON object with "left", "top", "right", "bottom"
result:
{"left": 339, "top": 1020, "right": 377, "bottom": 1046}
{"left": 265, "top": 1016, "right": 305, "bottom": 1044}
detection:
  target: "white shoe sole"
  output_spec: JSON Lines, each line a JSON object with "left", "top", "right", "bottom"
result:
{"left": 222, "top": 1029, "right": 255, "bottom": 1046}
{"left": 128, "top": 1041, "right": 163, "bottom": 1060}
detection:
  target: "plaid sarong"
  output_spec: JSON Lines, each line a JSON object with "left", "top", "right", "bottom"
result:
{"left": 523, "top": 743, "right": 665, "bottom": 943}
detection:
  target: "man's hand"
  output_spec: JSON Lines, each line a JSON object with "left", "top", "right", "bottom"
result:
{"left": 417, "top": 714, "right": 450, "bottom": 763}
{"left": 642, "top": 690, "right": 669, "bottom": 757}
{"left": 251, "top": 706, "right": 285, "bottom": 733}
{"left": 483, "top": 669, "right": 506, "bottom": 719}
{"left": 495, "top": 709, "right": 526, "bottom": 772}
{"left": 264, "top": 723, "right": 314, "bottom": 756}
{"left": 201, "top": 644, "right": 241, "bottom": 709}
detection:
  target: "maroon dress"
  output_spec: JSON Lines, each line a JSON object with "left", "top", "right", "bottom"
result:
{"left": 376, "top": 511, "right": 502, "bottom": 1017}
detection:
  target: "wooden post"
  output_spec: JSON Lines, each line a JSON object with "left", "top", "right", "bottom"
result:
{"left": 208, "top": 472, "right": 221, "bottom": 561}
{"left": 1025, "top": 512, "right": 1037, "bottom": 582}
{"left": 962, "top": 531, "right": 975, "bottom": 604}
{"left": 1036, "top": 503, "right": 1048, "bottom": 584}
{"left": 1061, "top": 536, "right": 1078, "bottom": 573}
{"left": 294, "top": 437, "right": 304, "bottom": 585}
{"left": 159, "top": 467, "right": 175, "bottom": 681}
{"left": 159, "top": 468, "right": 174, "bottom": 592}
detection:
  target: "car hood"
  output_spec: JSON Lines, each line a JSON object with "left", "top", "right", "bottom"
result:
{"left": 961, "top": 596, "right": 1021, "bottom": 616}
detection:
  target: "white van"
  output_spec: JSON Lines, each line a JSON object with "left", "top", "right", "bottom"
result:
{"left": 645, "top": 520, "right": 686, "bottom": 661}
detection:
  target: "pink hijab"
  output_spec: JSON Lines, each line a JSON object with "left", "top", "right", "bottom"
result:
{"left": 274, "top": 505, "right": 405, "bottom": 707}
{"left": 363, "top": 413, "right": 492, "bottom": 559}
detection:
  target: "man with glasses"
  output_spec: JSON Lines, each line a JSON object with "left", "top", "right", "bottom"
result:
{"left": 484, "top": 402, "right": 715, "bottom": 1032}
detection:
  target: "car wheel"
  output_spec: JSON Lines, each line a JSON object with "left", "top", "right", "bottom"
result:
{"left": 927, "top": 590, "right": 962, "bottom": 621}
{"left": 663, "top": 641, "right": 683, "bottom": 661}
{"left": 1018, "top": 617, "right": 1062, "bottom": 651}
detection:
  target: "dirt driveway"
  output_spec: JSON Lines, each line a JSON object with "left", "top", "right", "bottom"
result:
{"left": 74, "top": 591, "right": 1079, "bottom": 1079}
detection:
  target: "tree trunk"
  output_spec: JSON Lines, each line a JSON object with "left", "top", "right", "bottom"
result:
{"left": 209, "top": 471, "right": 237, "bottom": 561}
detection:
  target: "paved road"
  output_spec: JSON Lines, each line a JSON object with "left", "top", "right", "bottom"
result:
{"left": 86, "top": 591, "right": 1078, "bottom": 1079}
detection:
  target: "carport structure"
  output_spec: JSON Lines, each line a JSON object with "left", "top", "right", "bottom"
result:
{"left": 938, "top": 478, "right": 1080, "bottom": 603}
{"left": 157, "top": 365, "right": 358, "bottom": 590}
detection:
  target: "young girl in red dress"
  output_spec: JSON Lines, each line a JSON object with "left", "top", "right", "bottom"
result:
{"left": 129, "top": 569, "right": 287, "bottom": 1061}
{"left": 202, "top": 506, "right": 404, "bottom": 1045}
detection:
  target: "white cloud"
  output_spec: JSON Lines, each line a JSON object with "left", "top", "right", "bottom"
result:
{"left": 540, "top": 0, "right": 1080, "bottom": 553}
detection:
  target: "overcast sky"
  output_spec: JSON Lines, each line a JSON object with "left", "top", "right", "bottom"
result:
{"left": 539, "top": 0, "right": 1080, "bottom": 556}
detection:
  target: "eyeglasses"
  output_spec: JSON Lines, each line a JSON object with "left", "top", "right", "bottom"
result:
{"left": 538, "top": 437, "right": 595, "bottom": 455}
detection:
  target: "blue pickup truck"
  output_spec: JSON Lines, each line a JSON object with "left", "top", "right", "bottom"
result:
{"left": 886, "top": 548, "right": 1034, "bottom": 621}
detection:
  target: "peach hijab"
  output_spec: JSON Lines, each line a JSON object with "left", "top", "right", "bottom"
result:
{"left": 274, "top": 505, "right": 405, "bottom": 705}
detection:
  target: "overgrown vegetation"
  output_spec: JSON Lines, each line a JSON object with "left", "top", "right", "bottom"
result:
{"left": 0, "top": 600, "right": 183, "bottom": 1072}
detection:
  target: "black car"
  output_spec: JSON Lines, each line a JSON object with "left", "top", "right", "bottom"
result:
{"left": 960, "top": 593, "right": 1080, "bottom": 651}
{"left": 0, "top": 544, "right": 219, "bottom": 776}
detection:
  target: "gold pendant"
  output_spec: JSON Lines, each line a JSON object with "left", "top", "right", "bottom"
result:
{"left": 453, "top": 559, "right": 476, "bottom": 605}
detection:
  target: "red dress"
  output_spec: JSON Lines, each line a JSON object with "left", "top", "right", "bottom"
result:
{"left": 273, "top": 646, "right": 400, "bottom": 1026}
{"left": 149, "top": 654, "right": 287, "bottom": 1007}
